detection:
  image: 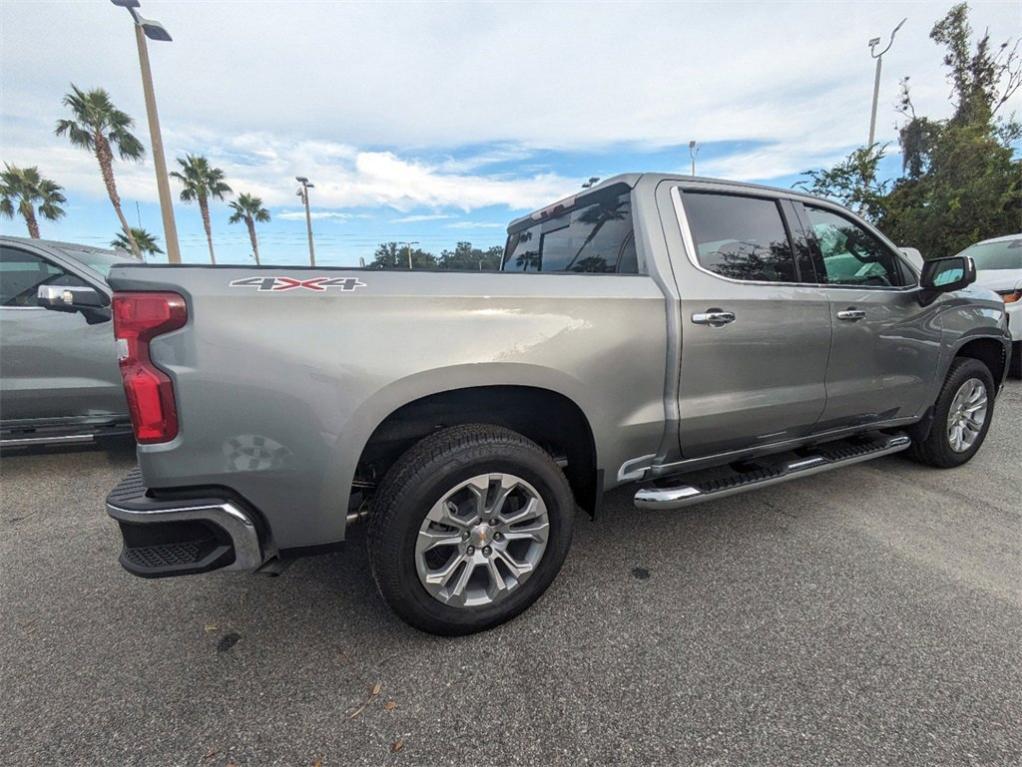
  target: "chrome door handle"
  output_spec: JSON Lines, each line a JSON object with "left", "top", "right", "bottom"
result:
{"left": 836, "top": 308, "right": 866, "bottom": 321}
{"left": 692, "top": 309, "right": 736, "bottom": 327}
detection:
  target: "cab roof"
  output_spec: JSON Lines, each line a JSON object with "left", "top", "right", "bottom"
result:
{"left": 506, "top": 172, "right": 825, "bottom": 234}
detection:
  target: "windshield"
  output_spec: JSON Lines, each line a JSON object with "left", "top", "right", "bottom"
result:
{"left": 59, "top": 247, "right": 137, "bottom": 277}
{"left": 958, "top": 238, "right": 1022, "bottom": 271}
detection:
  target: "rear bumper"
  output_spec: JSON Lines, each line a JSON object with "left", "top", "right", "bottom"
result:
{"left": 106, "top": 469, "right": 263, "bottom": 578}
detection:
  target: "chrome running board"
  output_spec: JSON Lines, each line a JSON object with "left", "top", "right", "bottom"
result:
{"left": 634, "top": 434, "right": 911, "bottom": 510}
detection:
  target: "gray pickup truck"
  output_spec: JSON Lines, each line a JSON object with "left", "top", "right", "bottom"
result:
{"left": 58, "top": 174, "right": 1012, "bottom": 635}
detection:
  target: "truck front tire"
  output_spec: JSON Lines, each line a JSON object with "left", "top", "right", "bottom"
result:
{"left": 367, "top": 424, "right": 575, "bottom": 635}
{"left": 908, "top": 357, "right": 996, "bottom": 468}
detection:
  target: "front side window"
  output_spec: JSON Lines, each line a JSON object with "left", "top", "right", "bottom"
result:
{"left": 503, "top": 188, "right": 636, "bottom": 274}
{"left": 805, "top": 206, "right": 907, "bottom": 287}
{"left": 0, "top": 246, "right": 87, "bottom": 307}
{"left": 683, "top": 192, "right": 799, "bottom": 282}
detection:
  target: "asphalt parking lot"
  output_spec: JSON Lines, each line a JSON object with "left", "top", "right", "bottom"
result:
{"left": 2, "top": 382, "right": 1020, "bottom": 767}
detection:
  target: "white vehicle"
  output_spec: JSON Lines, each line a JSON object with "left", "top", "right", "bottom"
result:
{"left": 957, "top": 234, "right": 1022, "bottom": 378}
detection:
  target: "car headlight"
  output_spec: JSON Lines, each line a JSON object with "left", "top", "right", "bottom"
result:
{"left": 999, "top": 289, "right": 1021, "bottom": 304}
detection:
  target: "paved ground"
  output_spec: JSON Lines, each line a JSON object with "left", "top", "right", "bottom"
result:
{"left": 2, "top": 383, "right": 1020, "bottom": 767}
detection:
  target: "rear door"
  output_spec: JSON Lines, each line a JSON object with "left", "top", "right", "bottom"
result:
{"left": 669, "top": 186, "right": 832, "bottom": 458}
{"left": 791, "top": 202, "right": 942, "bottom": 429}
{"left": 0, "top": 244, "right": 124, "bottom": 425}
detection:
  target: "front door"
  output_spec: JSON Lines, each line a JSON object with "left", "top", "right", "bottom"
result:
{"left": 670, "top": 188, "right": 832, "bottom": 459}
{"left": 794, "top": 203, "right": 942, "bottom": 430}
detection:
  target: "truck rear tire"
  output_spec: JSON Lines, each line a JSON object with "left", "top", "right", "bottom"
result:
{"left": 367, "top": 424, "right": 575, "bottom": 635}
{"left": 907, "top": 357, "right": 995, "bottom": 468}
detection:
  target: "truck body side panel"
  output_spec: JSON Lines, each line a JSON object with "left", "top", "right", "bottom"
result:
{"left": 107, "top": 267, "right": 668, "bottom": 549}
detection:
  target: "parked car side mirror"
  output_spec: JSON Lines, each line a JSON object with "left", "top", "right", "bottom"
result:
{"left": 37, "top": 285, "right": 111, "bottom": 324}
{"left": 920, "top": 255, "right": 976, "bottom": 293}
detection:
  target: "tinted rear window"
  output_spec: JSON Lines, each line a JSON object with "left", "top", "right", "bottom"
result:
{"left": 503, "top": 188, "right": 636, "bottom": 274}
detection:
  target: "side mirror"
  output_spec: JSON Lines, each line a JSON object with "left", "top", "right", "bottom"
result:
{"left": 920, "top": 256, "right": 976, "bottom": 293}
{"left": 37, "top": 285, "right": 110, "bottom": 323}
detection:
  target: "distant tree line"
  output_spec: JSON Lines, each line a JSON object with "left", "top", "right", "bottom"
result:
{"left": 369, "top": 241, "right": 504, "bottom": 270}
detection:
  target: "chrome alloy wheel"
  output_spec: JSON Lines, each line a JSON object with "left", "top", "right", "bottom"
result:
{"left": 414, "top": 473, "right": 550, "bottom": 608}
{"left": 946, "top": 377, "right": 988, "bottom": 453}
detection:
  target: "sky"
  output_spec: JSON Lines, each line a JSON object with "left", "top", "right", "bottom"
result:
{"left": 1, "top": 0, "right": 1020, "bottom": 266}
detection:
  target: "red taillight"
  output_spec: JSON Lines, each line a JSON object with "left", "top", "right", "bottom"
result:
{"left": 1001, "top": 290, "right": 1021, "bottom": 304}
{"left": 112, "top": 292, "right": 187, "bottom": 443}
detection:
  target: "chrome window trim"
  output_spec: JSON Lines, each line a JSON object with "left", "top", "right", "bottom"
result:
{"left": 669, "top": 186, "right": 919, "bottom": 293}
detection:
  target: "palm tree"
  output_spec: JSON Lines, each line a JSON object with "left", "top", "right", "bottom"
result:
{"left": 228, "top": 192, "right": 270, "bottom": 265}
{"left": 55, "top": 85, "right": 144, "bottom": 258}
{"left": 171, "top": 154, "right": 231, "bottom": 264}
{"left": 0, "top": 164, "right": 66, "bottom": 239}
{"left": 111, "top": 227, "right": 162, "bottom": 259}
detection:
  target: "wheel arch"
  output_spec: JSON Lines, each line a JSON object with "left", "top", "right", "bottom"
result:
{"left": 953, "top": 336, "right": 1008, "bottom": 388}
{"left": 353, "top": 383, "right": 601, "bottom": 516}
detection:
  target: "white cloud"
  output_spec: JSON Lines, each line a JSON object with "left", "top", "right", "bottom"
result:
{"left": 276, "top": 210, "right": 363, "bottom": 221}
{"left": 446, "top": 221, "right": 506, "bottom": 230}
{"left": 392, "top": 214, "right": 452, "bottom": 223}
{"left": 1, "top": 0, "right": 1018, "bottom": 208}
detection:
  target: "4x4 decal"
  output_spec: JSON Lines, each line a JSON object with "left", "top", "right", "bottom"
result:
{"left": 229, "top": 276, "right": 367, "bottom": 292}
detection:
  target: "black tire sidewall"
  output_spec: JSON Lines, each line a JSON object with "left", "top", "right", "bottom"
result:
{"left": 372, "top": 431, "right": 574, "bottom": 634}
{"left": 929, "top": 358, "right": 996, "bottom": 467}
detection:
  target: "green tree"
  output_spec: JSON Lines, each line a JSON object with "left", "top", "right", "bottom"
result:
{"left": 111, "top": 227, "right": 162, "bottom": 258}
{"left": 55, "top": 85, "right": 144, "bottom": 258}
{"left": 370, "top": 241, "right": 438, "bottom": 269}
{"left": 228, "top": 192, "right": 270, "bottom": 265}
{"left": 0, "top": 164, "right": 66, "bottom": 239}
{"left": 171, "top": 154, "right": 231, "bottom": 264}
{"left": 437, "top": 241, "right": 504, "bottom": 270}
{"left": 800, "top": 4, "right": 1021, "bottom": 259}
{"left": 878, "top": 4, "right": 1021, "bottom": 257}
{"left": 796, "top": 144, "right": 890, "bottom": 222}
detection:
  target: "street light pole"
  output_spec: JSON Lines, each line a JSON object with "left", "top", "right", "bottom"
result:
{"left": 296, "top": 177, "right": 316, "bottom": 266}
{"left": 112, "top": 0, "right": 181, "bottom": 263}
{"left": 402, "top": 241, "right": 420, "bottom": 270}
{"left": 689, "top": 140, "right": 699, "bottom": 176}
{"left": 867, "top": 18, "right": 907, "bottom": 147}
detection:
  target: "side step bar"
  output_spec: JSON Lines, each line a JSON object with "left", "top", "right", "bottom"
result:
{"left": 634, "top": 434, "right": 911, "bottom": 510}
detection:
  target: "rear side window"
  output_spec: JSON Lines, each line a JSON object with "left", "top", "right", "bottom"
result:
{"left": 0, "top": 246, "right": 88, "bottom": 307}
{"left": 503, "top": 189, "right": 636, "bottom": 273}
{"left": 683, "top": 192, "right": 799, "bottom": 282}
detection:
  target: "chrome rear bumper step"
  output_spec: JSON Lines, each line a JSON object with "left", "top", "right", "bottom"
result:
{"left": 634, "top": 434, "right": 911, "bottom": 510}
{"left": 106, "top": 468, "right": 263, "bottom": 577}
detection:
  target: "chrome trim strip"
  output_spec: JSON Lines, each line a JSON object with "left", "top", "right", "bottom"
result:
{"left": 106, "top": 500, "right": 263, "bottom": 572}
{"left": 0, "top": 433, "right": 95, "bottom": 447}
{"left": 634, "top": 436, "right": 911, "bottom": 510}
{"left": 617, "top": 453, "right": 657, "bottom": 483}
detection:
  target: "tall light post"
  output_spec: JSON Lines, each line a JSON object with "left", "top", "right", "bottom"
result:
{"left": 867, "top": 18, "right": 907, "bottom": 147}
{"left": 401, "top": 241, "right": 420, "bottom": 270}
{"left": 688, "top": 140, "right": 699, "bottom": 176}
{"left": 111, "top": 0, "right": 181, "bottom": 264}
{"left": 296, "top": 176, "right": 316, "bottom": 266}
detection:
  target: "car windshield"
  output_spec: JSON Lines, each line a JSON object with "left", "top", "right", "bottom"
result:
{"left": 958, "top": 238, "right": 1022, "bottom": 270}
{"left": 59, "top": 247, "right": 136, "bottom": 277}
